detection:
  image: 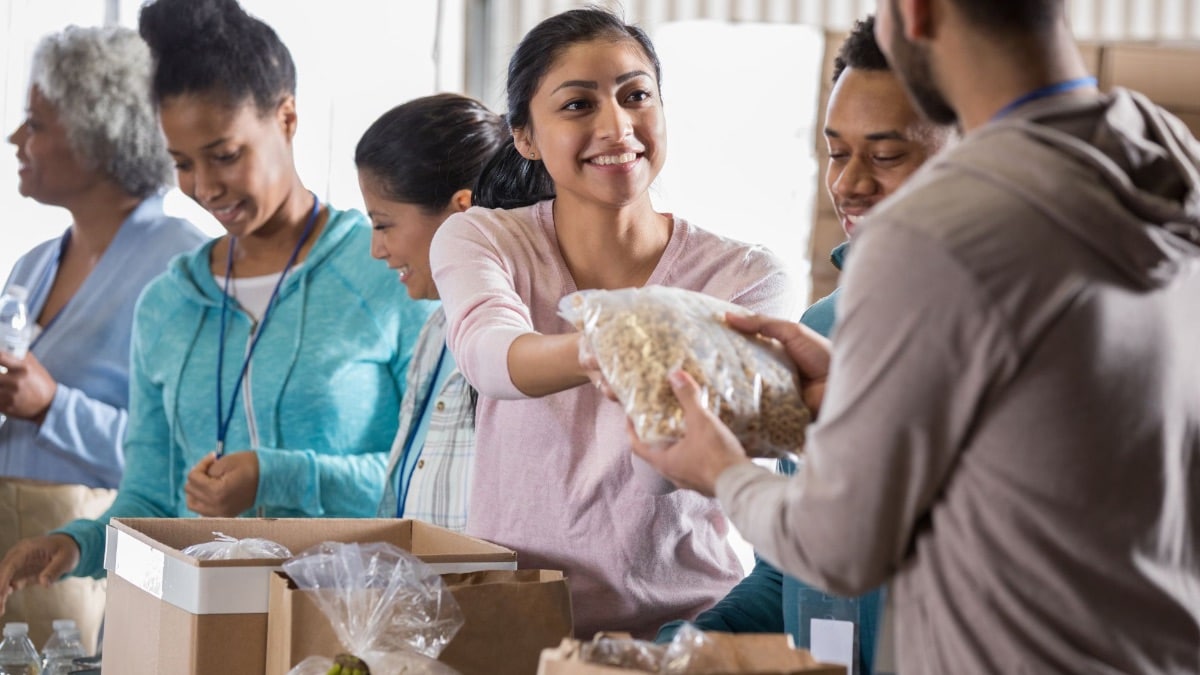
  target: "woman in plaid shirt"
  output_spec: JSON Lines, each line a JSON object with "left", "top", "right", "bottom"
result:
{"left": 356, "top": 94, "right": 507, "bottom": 531}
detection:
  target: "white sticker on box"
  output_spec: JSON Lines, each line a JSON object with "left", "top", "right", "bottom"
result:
{"left": 111, "top": 526, "right": 166, "bottom": 599}
{"left": 811, "top": 618, "right": 854, "bottom": 670}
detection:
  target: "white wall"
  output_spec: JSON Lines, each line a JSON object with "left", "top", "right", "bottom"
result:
{"left": 1, "top": 0, "right": 107, "bottom": 283}
{"left": 0, "top": 0, "right": 444, "bottom": 284}
{"left": 652, "top": 21, "right": 823, "bottom": 302}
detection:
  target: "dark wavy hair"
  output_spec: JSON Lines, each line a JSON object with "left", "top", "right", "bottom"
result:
{"left": 138, "top": 0, "right": 296, "bottom": 112}
{"left": 355, "top": 94, "right": 506, "bottom": 213}
{"left": 472, "top": 7, "right": 662, "bottom": 210}
{"left": 831, "top": 15, "right": 889, "bottom": 83}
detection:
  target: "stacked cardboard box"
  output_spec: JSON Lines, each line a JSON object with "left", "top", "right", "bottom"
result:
{"left": 267, "top": 568, "right": 573, "bottom": 675}
{"left": 100, "top": 517, "right": 519, "bottom": 675}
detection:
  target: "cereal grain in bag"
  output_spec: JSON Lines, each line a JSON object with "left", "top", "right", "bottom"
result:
{"left": 560, "top": 286, "right": 809, "bottom": 458}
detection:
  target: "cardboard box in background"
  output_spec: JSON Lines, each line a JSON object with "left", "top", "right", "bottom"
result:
{"left": 537, "top": 633, "right": 846, "bottom": 675}
{"left": 267, "top": 568, "right": 573, "bottom": 675}
{"left": 100, "top": 518, "right": 517, "bottom": 675}
{"left": 1100, "top": 43, "right": 1200, "bottom": 136}
{"left": 807, "top": 35, "right": 1200, "bottom": 303}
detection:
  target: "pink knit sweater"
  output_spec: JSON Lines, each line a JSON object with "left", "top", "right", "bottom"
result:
{"left": 429, "top": 200, "right": 802, "bottom": 638}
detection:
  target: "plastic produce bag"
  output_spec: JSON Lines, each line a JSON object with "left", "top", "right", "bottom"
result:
{"left": 560, "top": 286, "right": 810, "bottom": 459}
{"left": 579, "top": 634, "right": 664, "bottom": 671}
{"left": 661, "top": 624, "right": 738, "bottom": 674}
{"left": 181, "top": 531, "right": 292, "bottom": 560}
{"left": 287, "top": 651, "right": 456, "bottom": 675}
{"left": 577, "top": 625, "right": 738, "bottom": 673}
{"left": 283, "top": 542, "right": 465, "bottom": 675}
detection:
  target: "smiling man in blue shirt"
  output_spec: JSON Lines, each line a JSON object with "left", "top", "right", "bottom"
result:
{"left": 657, "top": 15, "right": 953, "bottom": 674}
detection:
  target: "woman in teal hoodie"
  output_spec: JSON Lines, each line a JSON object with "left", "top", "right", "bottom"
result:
{"left": 0, "top": 0, "right": 433, "bottom": 591}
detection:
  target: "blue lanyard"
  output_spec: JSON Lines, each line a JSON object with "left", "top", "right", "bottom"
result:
{"left": 396, "top": 343, "right": 448, "bottom": 517}
{"left": 991, "top": 76, "right": 1097, "bottom": 121}
{"left": 214, "top": 193, "right": 320, "bottom": 458}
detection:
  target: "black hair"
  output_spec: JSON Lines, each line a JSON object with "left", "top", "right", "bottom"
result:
{"left": 832, "top": 15, "right": 888, "bottom": 84}
{"left": 472, "top": 7, "right": 662, "bottom": 209}
{"left": 138, "top": 0, "right": 296, "bottom": 112}
{"left": 948, "top": 0, "right": 1062, "bottom": 34}
{"left": 355, "top": 94, "right": 506, "bottom": 212}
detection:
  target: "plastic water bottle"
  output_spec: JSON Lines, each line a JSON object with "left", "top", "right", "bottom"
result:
{"left": 40, "top": 621, "right": 84, "bottom": 675}
{"left": 0, "top": 622, "right": 41, "bottom": 675}
{"left": 0, "top": 286, "right": 32, "bottom": 429}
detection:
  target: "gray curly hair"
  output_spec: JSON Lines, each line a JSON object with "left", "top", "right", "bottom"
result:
{"left": 30, "top": 25, "right": 172, "bottom": 197}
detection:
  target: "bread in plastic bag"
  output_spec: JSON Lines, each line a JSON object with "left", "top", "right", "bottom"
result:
{"left": 180, "top": 531, "right": 292, "bottom": 560}
{"left": 559, "top": 286, "right": 810, "bottom": 458}
{"left": 282, "top": 542, "right": 465, "bottom": 675}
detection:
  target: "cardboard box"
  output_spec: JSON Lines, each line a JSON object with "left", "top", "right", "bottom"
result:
{"left": 267, "top": 568, "right": 573, "bottom": 675}
{"left": 100, "top": 517, "right": 517, "bottom": 675}
{"left": 537, "top": 633, "right": 846, "bottom": 675}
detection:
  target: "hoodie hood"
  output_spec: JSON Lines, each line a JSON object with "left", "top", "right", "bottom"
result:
{"left": 946, "top": 88, "right": 1200, "bottom": 289}
{"left": 162, "top": 205, "right": 361, "bottom": 307}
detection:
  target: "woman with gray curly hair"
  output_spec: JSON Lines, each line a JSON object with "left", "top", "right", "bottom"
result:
{"left": 1, "top": 24, "right": 206, "bottom": 651}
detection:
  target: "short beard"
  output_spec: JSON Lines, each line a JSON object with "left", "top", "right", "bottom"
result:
{"left": 888, "top": 0, "right": 959, "bottom": 126}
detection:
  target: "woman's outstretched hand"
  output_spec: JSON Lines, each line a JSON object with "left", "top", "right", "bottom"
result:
{"left": 0, "top": 534, "right": 81, "bottom": 614}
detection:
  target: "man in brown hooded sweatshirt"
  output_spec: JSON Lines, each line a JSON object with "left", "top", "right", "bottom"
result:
{"left": 634, "top": 1, "right": 1200, "bottom": 672}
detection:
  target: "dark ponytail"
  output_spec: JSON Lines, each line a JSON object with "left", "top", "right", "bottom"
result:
{"left": 473, "top": 7, "right": 661, "bottom": 210}
{"left": 356, "top": 94, "right": 506, "bottom": 212}
{"left": 138, "top": 0, "right": 296, "bottom": 112}
{"left": 471, "top": 139, "right": 555, "bottom": 209}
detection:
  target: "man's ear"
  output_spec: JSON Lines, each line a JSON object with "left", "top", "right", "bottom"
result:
{"left": 898, "top": 0, "right": 935, "bottom": 41}
{"left": 276, "top": 95, "right": 298, "bottom": 140}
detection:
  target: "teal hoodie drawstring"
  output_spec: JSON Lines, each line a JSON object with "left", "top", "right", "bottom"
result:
{"left": 166, "top": 291, "right": 210, "bottom": 512}
{"left": 272, "top": 269, "right": 310, "bottom": 459}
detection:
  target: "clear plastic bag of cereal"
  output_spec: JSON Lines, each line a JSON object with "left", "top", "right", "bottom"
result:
{"left": 559, "top": 286, "right": 810, "bottom": 459}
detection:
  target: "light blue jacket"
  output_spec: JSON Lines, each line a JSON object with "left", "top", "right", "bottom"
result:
{"left": 56, "top": 206, "right": 436, "bottom": 577}
{"left": 0, "top": 194, "right": 207, "bottom": 488}
{"left": 797, "top": 241, "right": 848, "bottom": 337}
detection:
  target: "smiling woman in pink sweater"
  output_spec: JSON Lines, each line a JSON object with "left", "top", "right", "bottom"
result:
{"left": 429, "top": 8, "right": 801, "bottom": 638}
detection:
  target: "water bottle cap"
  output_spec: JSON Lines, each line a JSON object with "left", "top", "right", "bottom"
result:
{"left": 2, "top": 622, "right": 29, "bottom": 637}
{"left": 52, "top": 619, "right": 77, "bottom": 631}
{"left": 4, "top": 285, "right": 28, "bottom": 303}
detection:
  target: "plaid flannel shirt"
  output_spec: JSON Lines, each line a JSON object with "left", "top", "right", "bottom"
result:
{"left": 378, "top": 308, "right": 476, "bottom": 531}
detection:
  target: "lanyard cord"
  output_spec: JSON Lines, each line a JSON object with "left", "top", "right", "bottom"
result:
{"left": 215, "top": 192, "right": 320, "bottom": 458}
{"left": 991, "top": 76, "right": 1097, "bottom": 121}
{"left": 396, "top": 343, "right": 449, "bottom": 517}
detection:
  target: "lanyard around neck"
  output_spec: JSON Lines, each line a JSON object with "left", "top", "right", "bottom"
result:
{"left": 396, "top": 343, "right": 449, "bottom": 517}
{"left": 991, "top": 76, "right": 1097, "bottom": 121}
{"left": 214, "top": 192, "right": 320, "bottom": 458}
